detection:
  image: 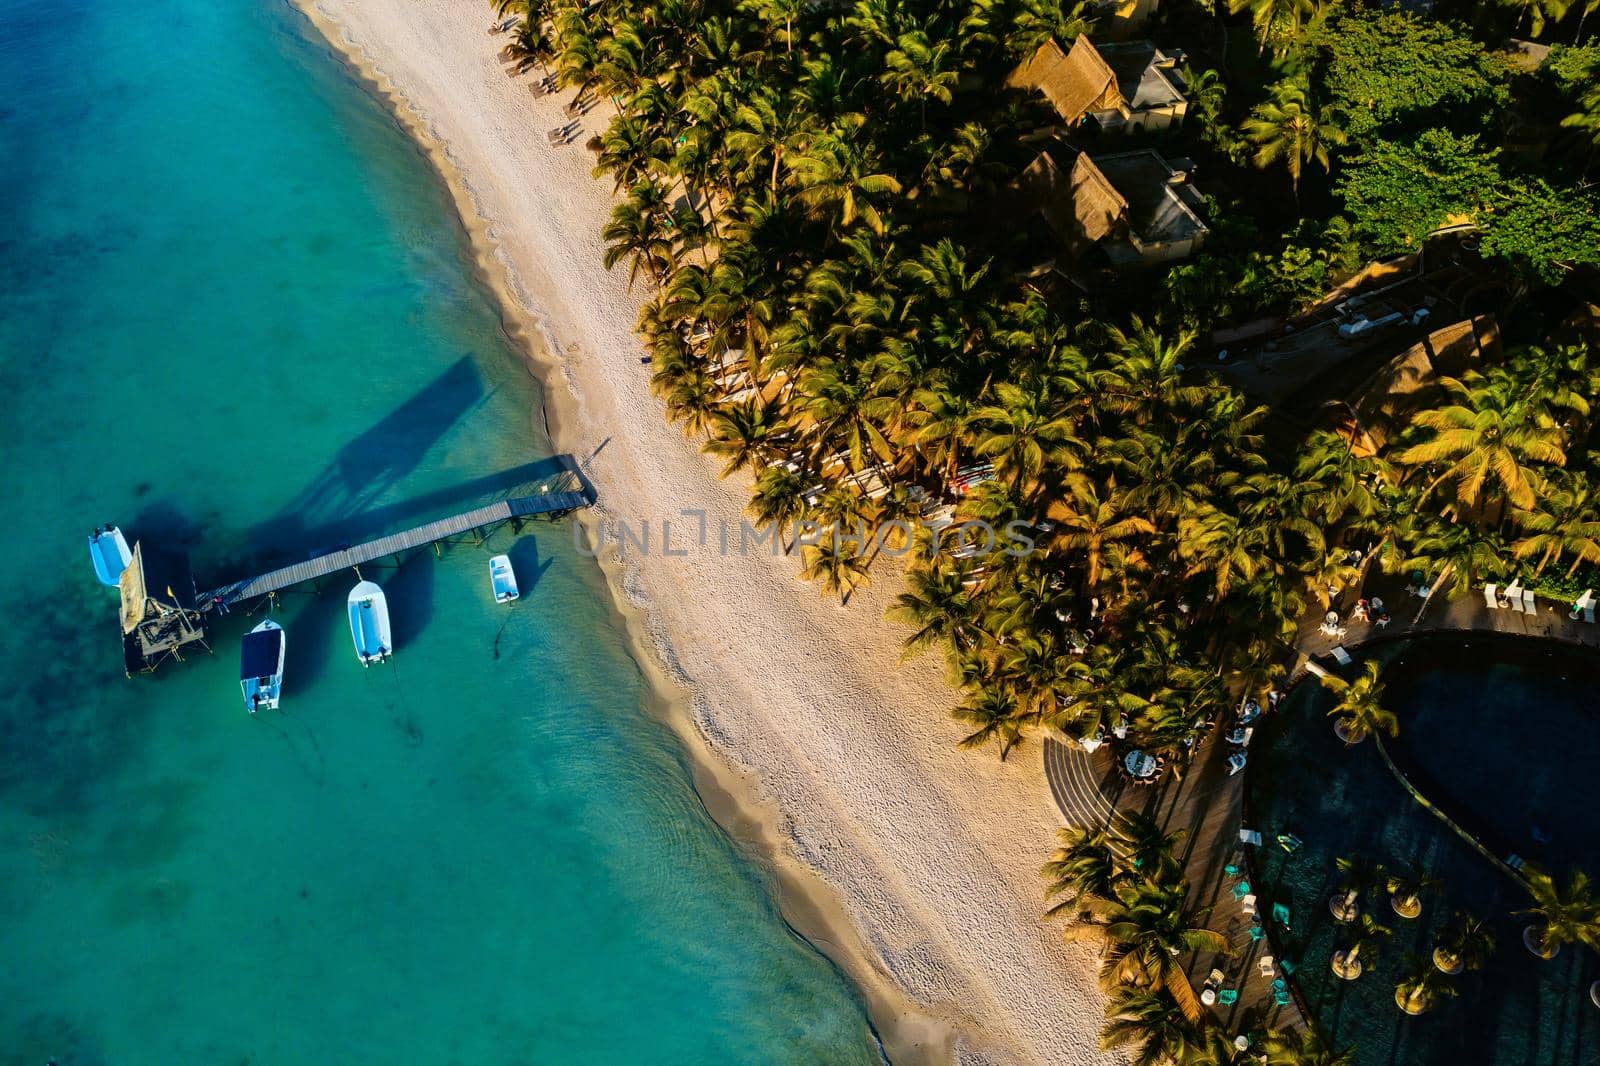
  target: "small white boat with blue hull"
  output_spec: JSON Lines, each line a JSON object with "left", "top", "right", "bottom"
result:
{"left": 88, "top": 525, "right": 132, "bottom": 587}
{"left": 348, "top": 580, "right": 392, "bottom": 666}
{"left": 240, "top": 620, "right": 286, "bottom": 713}
{"left": 489, "top": 554, "right": 519, "bottom": 603}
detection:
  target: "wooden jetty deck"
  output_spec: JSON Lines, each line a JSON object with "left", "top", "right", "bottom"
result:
{"left": 201, "top": 489, "right": 588, "bottom": 607}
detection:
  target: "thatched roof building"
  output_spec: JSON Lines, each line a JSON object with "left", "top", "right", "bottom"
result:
{"left": 1007, "top": 36, "right": 1188, "bottom": 132}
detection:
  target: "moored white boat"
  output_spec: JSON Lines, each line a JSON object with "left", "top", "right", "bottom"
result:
{"left": 88, "top": 525, "right": 132, "bottom": 587}
{"left": 240, "top": 619, "right": 286, "bottom": 713}
{"left": 347, "top": 580, "right": 392, "bottom": 666}
{"left": 489, "top": 554, "right": 519, "bottom": 603}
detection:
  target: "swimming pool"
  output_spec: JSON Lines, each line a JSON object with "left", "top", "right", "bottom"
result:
{"left": 1247, "top": 636, "right": 1600, "bottom": 1065}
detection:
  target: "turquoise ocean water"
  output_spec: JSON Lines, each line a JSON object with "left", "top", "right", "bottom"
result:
{"left": 0, "top": 1, "right": 878, "bottom": 1061}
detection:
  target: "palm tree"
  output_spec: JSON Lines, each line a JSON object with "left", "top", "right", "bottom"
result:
{"left": 798, "top": 526, "right": 872, "bottom": 604}
{"left": 1043, "top": 825, "right": 1120, "bottom": 916}
{"left": 1228, "top": 0, "right": 1318, "bottom": 54}
{"left": 1318, "top": 662, "right": 1398, "bottom": 746}
{"left": 1564, "top": 83, "right": 1600, "bottom": 167}
{"left": 1331, "top": 911, "right": 1391, "bottom": 979}
{"left": 1242, "top": 79, "right": 1345, "bottom": 203}
{"left": 746, "top": 466, "right": 810, "bottom": 551}
{"left": 601, "top": 181, "right": 677, "bottom": 287}
{"left": 1262, "top": 1027, "right": 1356, "bottom": 1066}
{"left": 1097, "top": 318, "right": 1207, "bottom": 417}
{"left": 1393, "top": 371, "right": 1568, "bottom": 516}
{"left": 1065, "top": 877, "right": 1228, "bottom": 1007}
{"left": 1385, "top": 860, "right": 1442, "bottom": 919}
{"left": 788, "top": 122, "right": 904, "bottom": 236}
{"left": 881, "top": 30, "right": 958, "bottom": 129}
{"left": 1433, "top": 911, "right": 1496, "bottom": 974}
{"left": 1394, "top": 952, "right": 1458, "bottom": 1015}
{"left": 1048, "top": 479, "right": 1156, "bottom": 592}
{"left": 1099, "top": 985, "right": 1204, "bottom": 1066}
{"left": 1510, "top": 473, "right": 1600, "bottom": 577}
{"left": 1517, "top": 865, "right": 1600, "bottom": 959}
{"left": 889, "top": 563, "right": 987, "bottom": 657}
{"left": 727, "top": 93, "right": 807, "bottom": 194}
{"left": 1329, "top": 854, "right": 1384, "bottom": 922}
{"left": 703, "top": 399, "right": 783, "bottom": 479}
{"left": 1498, "top": 0, "right": 1573, "bottom": 37}
{"left": 1112, "top": 812, "right": 1187, "bottom": 882}
{"left": 951, "top": 682, "right": 1031, "bottom": 759}
{"left": 972, "top": 381, "right": 1087, "bottom": 494}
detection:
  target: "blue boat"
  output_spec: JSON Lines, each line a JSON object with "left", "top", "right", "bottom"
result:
{"left": 489, "top": 554, "right": 519, "bottom": 603}
{"left": 240, "top": 619, "right": 286, "bottom": 713}
{"left": 88, "top": 525, "right": 132, "bottom": 587}
{"left": 347, "top": 580, "right": 392, "bottom": 666}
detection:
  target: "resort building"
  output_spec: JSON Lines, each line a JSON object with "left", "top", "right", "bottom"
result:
{"left": 1006, "top": 35, "right": 1189, "bottom": 133}
{"left": 1016, "top": 149, "right": 1209, "bottom": 267}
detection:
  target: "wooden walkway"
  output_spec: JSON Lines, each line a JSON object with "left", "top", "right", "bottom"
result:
{"left": 1044, "top": 733, "right": 1308, "bottom": 1037}
{"left": 201, "top": 489, "right": 588, "bottom": 606}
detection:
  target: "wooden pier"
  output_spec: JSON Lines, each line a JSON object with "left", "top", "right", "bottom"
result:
{"left": 199, "top": 488, "right": 589, "bottom": 608}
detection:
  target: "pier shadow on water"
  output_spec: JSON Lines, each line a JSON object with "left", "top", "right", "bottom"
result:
{"left": 219, "top": 451, "right": 576, "bottom": 587}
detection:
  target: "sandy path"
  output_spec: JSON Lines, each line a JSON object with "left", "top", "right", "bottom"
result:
{"left": 294, "top": 1, "right": 1111, "bottom": 1061}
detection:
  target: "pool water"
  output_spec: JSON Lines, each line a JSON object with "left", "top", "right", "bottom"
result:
{"left": 1247, "top": 638, "right": 1600, "bottom": 1065}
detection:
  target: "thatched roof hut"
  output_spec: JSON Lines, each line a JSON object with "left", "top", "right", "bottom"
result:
{"left": 1006, "top": 36, "right": 1122, "bottom": 126}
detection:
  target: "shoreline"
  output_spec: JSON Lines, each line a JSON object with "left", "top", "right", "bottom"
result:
{"left": 288, "top": 1, "right": 1111, "bottom": 1061}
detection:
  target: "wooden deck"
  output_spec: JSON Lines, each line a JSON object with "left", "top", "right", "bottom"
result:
{"left": 201, "top": 489, "right": 588, "bottom": 606}
{"left": 1047, "top": 734, "right": 1308, "bottom": 1037}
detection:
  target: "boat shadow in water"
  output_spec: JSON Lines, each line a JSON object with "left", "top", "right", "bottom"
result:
{"left": 383, "top": 547, "right": 435, "bottom": 653}
{"left": 273, "top": 583, "right": 345, "bottom": 693}
{"left": 505, "top": 534, "right": 555, "bottom": 598}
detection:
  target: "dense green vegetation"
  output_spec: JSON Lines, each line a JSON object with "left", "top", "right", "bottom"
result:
{"left": 491, "top": 0, "right": 1599, "bottom": 1057}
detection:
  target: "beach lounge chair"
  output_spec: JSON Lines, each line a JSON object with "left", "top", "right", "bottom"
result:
{"left": 1232, "top": 881, "right": 1252, "bottom": 901}
{"left": 1241, "top": 894, "right": 1258, "bottom": 917}
{"left": 1274, "top": 985, "right": 1292, "bottom": 1007}
{"left": 1504, "top": 579, "right": 1523, "bottom": 611}
{"left": 1521, "top": 587, "right": 1539, "bottom": 614}
{"left": 1276, "top": 833, "right": 1302, "bottom": 853}
{"left": 1273, "top": 902, "right": 1291, "bottom": 928}
{"left": 1259, "top": 955, "right": 1276, "bottom": 977}
{"left": 1239, "top": 829, "right": 1263, "bottom": 846}
{"left": 1217, "top": 988, "right": 1239, "bottom": 1006}
{"left": 1330, "top": 646, "right": 1353, "bottom": 666}
{"left": 1484, "top": 583, "right": 1499, "bottom": 609}
{"left": 1249, "top": 924, "right": 1265, "bottom": 942}
{"left": 1280, "top": 958, "right": 1296, "bottom": 975}
{"left": 1224, "top": 863, "right": 1242, "bottom": 878}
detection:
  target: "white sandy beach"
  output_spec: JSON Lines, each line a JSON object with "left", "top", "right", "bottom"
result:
{"left": 295, "top": 1, "right": 1112, "bottom": 1061}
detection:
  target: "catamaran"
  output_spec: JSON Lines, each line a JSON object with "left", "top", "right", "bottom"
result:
{"left": 88, "top": 524, "right": 132, "bottom": 587}
{"left": 489, "top": 554, "right": 519, "bottom": 603}
{"left": 347, "top": 580, "right": 392, "bottom": 666}
{"left": 240, "top": 619, "right": 286, "bottom": 713}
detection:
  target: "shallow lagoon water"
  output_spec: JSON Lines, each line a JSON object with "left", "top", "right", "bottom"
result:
{"left": 0, "top": 1, "right": 877, "bottom": 1061}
